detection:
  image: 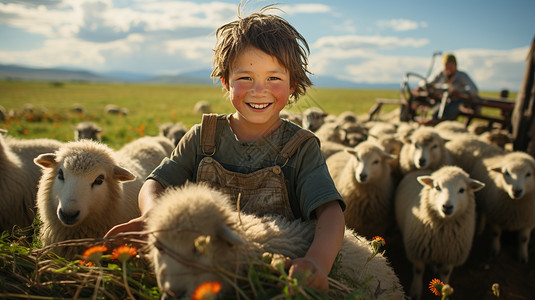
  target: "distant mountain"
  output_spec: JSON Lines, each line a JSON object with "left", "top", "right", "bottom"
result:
{"left": 0, "top": 64, "right": 110, "bottom": 82}
{"left": 0, "top": 63, "right": 399, "bottom": 89}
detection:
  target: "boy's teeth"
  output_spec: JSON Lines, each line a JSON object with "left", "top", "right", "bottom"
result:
{"left": 250, "top": 103, "right": 269, "bottom": 109}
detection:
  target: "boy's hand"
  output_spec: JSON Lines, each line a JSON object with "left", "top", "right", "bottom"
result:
{"left": 285, "top": 257, "right": 329, "bottom": 291}
{"left": 104, "top": 216, "right": 145, "bottom": 239}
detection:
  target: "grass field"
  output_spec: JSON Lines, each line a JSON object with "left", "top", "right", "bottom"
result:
{"left": 0, "top": 80, "right": 512, "bottom": 149}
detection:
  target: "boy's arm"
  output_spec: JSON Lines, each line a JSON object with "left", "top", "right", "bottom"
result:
{"left": 104, "top": 179, "right": 164, "bottom": 238}
{"left": 287, "top": 200, "right": 345, "bottom": 291}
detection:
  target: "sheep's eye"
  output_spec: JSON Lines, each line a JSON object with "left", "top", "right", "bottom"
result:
{"left": 435, "top": 185, "right": 441, "bottom": 191}
{"left": 414, "top": 144, "right": 420, "bottom": 149}
{"left": 92, "top": 174, "right": 104, "bottom": 187}
{"left": 459, "top": 187, "right": 465, "bottom": 194}
{"left": 57, "top": 169, "right": 64, "bottom": 181}
{"left": 526, "top": 172, "right": 532, "bottom": 178}
{"left": 373, "top": 159, "right": 379, "bottom": 165}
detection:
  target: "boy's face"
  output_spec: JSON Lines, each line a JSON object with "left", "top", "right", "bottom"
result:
{"left": 222, "top": 46, "right": 294, "bottom": 129}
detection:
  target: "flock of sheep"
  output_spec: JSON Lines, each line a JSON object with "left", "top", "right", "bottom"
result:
{"left": 1, "top": 102, "right": 534, "bottom": 299}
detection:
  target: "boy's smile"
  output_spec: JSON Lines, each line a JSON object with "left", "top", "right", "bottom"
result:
{"left": 222, "top": 46, "right": 295, "bottom": 141}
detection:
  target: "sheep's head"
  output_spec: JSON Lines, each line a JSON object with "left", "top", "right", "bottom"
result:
{"left": 301, "top": 107, "right": 327, "bottom": 132}
{"left": 346, "top": 141, "right": 394, "bottom": 184}
{"left": 418, "top": 166, "right": 484, "bottom": 218}
{"left": 34, "top": 140, "right": 135, "bottom": 226}
{"left": 488, "top": 152, "right": 535, "bottom": 199}
{"left": 146, "top": 183, "right": 245, "bottom": 299}
{"left": 404, "top": 127, "right": 447, "bottom": 170}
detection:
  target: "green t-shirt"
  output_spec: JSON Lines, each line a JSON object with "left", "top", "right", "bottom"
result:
{"left": 148, "top": 114, "right": 344, "bottom": 220}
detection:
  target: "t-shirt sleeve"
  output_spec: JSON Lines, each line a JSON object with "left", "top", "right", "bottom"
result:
{"left": 294, "top": 138, "right": 345, "bottom": 220}
{"left": 147, "top": 124, "right": 201, "bottom": 188}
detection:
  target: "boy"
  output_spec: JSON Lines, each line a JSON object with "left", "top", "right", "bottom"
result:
{"left": 106, "top": 9, "right": 345, "bottom": 292}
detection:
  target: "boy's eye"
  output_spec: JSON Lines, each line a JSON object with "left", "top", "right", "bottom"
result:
{"left": 238, "top": 77, "right": 251, "bottom": 80}
{"left": 268, "top": 77, "right": 281, "bottom": 81}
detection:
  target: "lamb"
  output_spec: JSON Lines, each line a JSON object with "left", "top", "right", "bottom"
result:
{"left": 301, "top": 107, "right": 327, "bottom": 132}
{"left": 394, "top": 166, "right": 485, "bottom": 300}
{"left": 145, "top": 182, "right": 405, "bottom": 299}
{"left": 117, "top": 135, "right": 174, "bottom": 175}
{"left": 470, "top": 151, "right": 535, "bottom": 263}
{"left": 105, "top": 104, "right": 129, "bottom": 115}
{"left": 34, "top": 140, "right": 150, "bottom": 258}
{"left": 279, "top": 109, "right": 302, "bottom": 126}
{"left": 193, "top": 100, "right": 211, "bottom": 114}
{"left": 326, "top": 141, "right": 396, "bottom": 238}
{"left": 72, "top": 121, "right": 102, "bottom": 141}
{"left": 398, "top": 126, "right": 452, "bottom": 175}
{"left": 0, "top": 132, "right": 63, "bottom": 233}
{"left": 158, "top": 122, "right": 188, "bottom": 147}
{"left": 445, "top": 137, "right": 504, "bottom": 174}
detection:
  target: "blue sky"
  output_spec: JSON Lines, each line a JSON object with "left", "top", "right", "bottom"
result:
{"left": 0, "top": 0, "right": 533, "bottom": 91}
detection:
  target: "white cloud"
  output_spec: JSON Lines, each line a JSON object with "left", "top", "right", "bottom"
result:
{"left": 377, "top": 19, "right": 428, "bottom": 32}
{"left": 278, "top": 4, "right": 331, "bottom": 15}
{"left": 164, "top": 35, "right": 215, "bottom": 61}
{"left": 312, "top": 35, "right": 429, "bottom": 50}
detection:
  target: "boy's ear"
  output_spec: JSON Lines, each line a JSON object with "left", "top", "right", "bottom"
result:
{"left": 221, "top": 77, "right": 229, "bottom": 91}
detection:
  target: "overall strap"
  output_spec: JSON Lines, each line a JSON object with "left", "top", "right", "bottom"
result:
{"left": 200, "top": 113, "right": 219, "bottom": 156}
{"left": 279, "top": 129, "right": 319, "bottom": 163}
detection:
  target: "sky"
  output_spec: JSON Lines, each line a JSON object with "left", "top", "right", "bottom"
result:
{"left": 0, "top": 0, "right": 534, "bottom": 91}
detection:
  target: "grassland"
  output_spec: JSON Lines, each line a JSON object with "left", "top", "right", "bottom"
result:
{"left": 0, "top": 80, "right": 511, "bottom": 149}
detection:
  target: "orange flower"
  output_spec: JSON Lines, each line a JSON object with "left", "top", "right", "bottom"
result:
{"left": 191, "top": 281, "right": 222, "bottom": 300}
{"left": 111, "top": 245, "right": 137, "bottom": 263}
{"left": 78, "top": 260, "right": 94, "bottom": 267}
{"left": 82, "top": 245, "right": 108, "bottom": 264}
{"left": 372, "top": 236, "right": 386, "bottom": 246}
{"left": 429, "top": 278, "right": 444, "bottom": 296}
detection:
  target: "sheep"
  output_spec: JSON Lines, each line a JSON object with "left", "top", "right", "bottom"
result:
{"left": 394, "top": 166, "right": 485, "bottom": 300}
{"left": 478, "top": 129, "right": 512, "bottom": 150}
{"left": 33, "top": 140, "right": 149, "bottom": 258}
{"left": 371, "top": 133, "right": 404, "bottom": 181}
{"left": 72, "top": 121, "right": 102, "bottom": 141}
{"left": 117, "top": 136, "right": 174, "bottom": 176}
{"left": 105, "top": 104, "right": 129, "bottom": 115}
{"left": 0, "top": 132, "right": 63, "bottom": 233}
{"left": 470, "top": 151, "right": 535, "bottom": 263}
{"left": 70, "top": 103, "right": 84, "bottom": 113}
{"left": 336, "top": 110, "right": 358, "bottom": 124}
{"left": 445, "top": 137, "right": 504, "bottom": 174}
{"left": 398, "top": 126, "right": 452, "bottom": 175}
{"left": 145, "top": 182, "right": 405, "bottom": 300}
{"left": 366, "top": 121, "right": 397, "bottom": 138}
{"left": 158, "top": 122, "right": 188, "bottom": 147}
{"left": 326, "top": 141, "right": 396, "bottom": 238}
{"left": 301, "top": 107, "right": 327, "bottom": 132}
{"left": 193, "top": 100, "right": 211, "bottom": 114}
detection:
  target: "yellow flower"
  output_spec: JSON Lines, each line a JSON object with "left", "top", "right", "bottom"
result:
{"left": 429, "top": 278, "right": 444, "bottom": 296}
{"left": 191, "top": 281, "right": 222, "bottom": 300}
{"left": 111, "top": 245, "right": 137, "bottom": 263}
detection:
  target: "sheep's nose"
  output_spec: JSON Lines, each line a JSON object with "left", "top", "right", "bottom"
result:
{"left": 418, "top": 158, "right": 426, "bottom": 167}
{"left": 442, "top": 204, "right": 454, "bottom": 216}
{"left": 513, "top": 189, "right": 523, "bottom": 198}
{"left": 359, "top": 173, "right": 367, "bottom": 182}
{"left": 58, "top": 208, "right": 80, "bottom": 225}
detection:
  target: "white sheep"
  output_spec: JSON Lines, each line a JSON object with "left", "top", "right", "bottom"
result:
{"left": 326, "top": 141, "right": 396, "bottom": 238}
{"left": 193, "top": 100, "right": 212, "bottom": 114}
{"left": 445, "top": 137, "right": 504, "bottom": 174}
{"left": 158, "top": 122, "right": 188, "bottom": 147}
{"left": 72, "top": 121, "right": 102, "bottom": 141}
{"left": 394, "top": 166, "right": 485, "bottom": 300}
{"left": 117, "top": 136, "right": 174, "bottom": 176}
{"left": 145, "top": 182, "right": 405, "bottom": 299}
{"left": 0, "top": 133, "right": 63, "bottom": 233}
{"left": 398, "top": 126, "right": 452, "bottom": 175}
{"left": 34, "top": 140, "right": 147, "bottom": 258}
{"left": 301, "top": 107, "right": 327, "bottom": 132}
{"left": 470, "top": 151, "right": 535, "bottom": 263}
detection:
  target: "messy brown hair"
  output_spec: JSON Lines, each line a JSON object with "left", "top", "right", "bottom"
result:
{"left": 210, "top": 5, "right": 312, "bottom": 103}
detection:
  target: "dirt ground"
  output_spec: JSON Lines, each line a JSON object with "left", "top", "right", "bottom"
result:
{"left": 382, "top": 227, "right": 535, "bottom": 300}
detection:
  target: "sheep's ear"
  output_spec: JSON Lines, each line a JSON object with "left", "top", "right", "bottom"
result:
{"left": 417, "top": 176, "right": 434, "bottom": 187}
{"left": 487, "top": 165, "right": 502, "bottom": 173}
{"left": 344, "top": 148, "right": 357, "bottom": 155}
{"left": 383, "top": 153, "right": 396, "bottom": 161}
{"left": 469, "top": 179, "right": 485, "bottom": 192}
{"left": 34, "top": 153, "right": 57, "bottom": 169}
{"left": 113, "top": 166, "right": 136, "bottom": 182}
{"left": 217, "top": 224, "right": 245, "bottom": 246}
